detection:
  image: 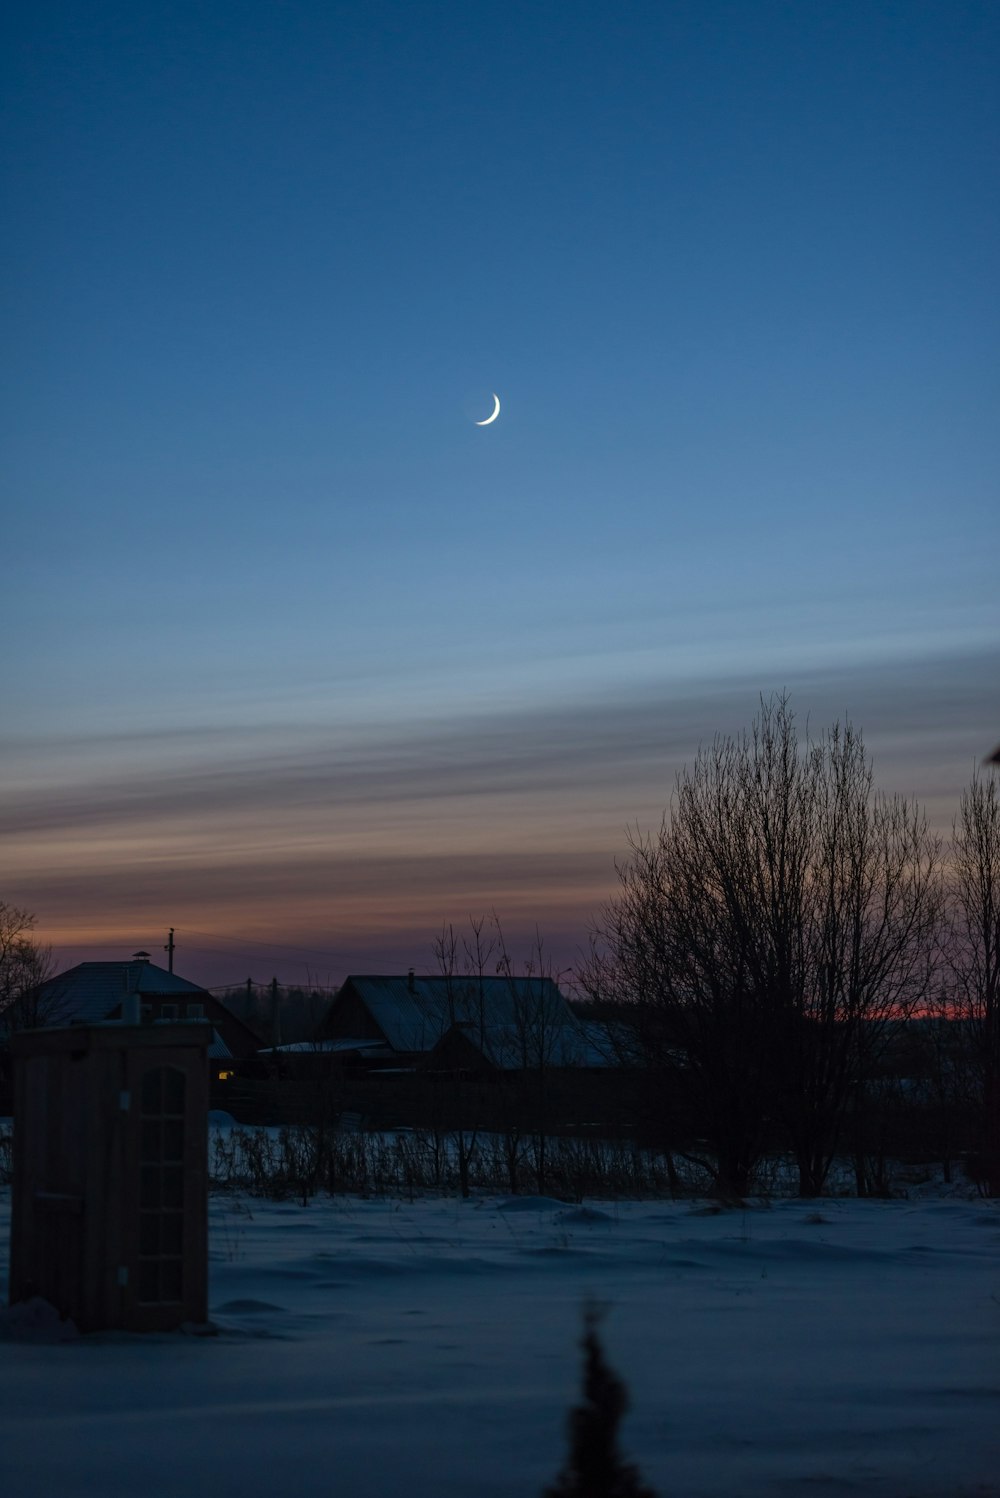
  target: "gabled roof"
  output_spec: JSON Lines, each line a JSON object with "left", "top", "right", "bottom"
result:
{"left": 334, "top": 974, "right": 570, "bottom": 1054}
{"left": 207, "top": 1032, "right": 232, "bottom": 1060}
{"left": 37, "top": 960, "right": 210, "bottom": 1027}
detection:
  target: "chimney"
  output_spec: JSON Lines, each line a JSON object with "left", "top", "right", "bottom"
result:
{"left": 407, "top": 968, "right": 416, "bottom": 994}
{"left": 122, "top": 950, "right": 151, "bottom": 1023}
{"left": 123, "top": 957, "right": 145, "bottom": 1024}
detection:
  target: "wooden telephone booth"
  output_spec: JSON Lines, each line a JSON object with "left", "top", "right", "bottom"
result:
{"left": 9, "top": 1022, "right": 210, "bottom": 1333}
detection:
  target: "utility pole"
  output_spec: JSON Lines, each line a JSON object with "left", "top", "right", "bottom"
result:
{"left": 270, "top": 976, "right": 281, "bottom": 1050}
{"left": 164, "top": 927, "right": 175, "bottom": 974}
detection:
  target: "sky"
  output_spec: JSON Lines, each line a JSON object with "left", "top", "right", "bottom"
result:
{"left": 3, "top": 1, "right": 997, "bottom": 987}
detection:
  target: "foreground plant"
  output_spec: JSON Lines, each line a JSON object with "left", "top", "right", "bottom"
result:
{"left": 545, "top": 1303, "right": 657, "bottom": 1498}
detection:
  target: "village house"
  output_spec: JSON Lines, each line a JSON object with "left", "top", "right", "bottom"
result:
{"left": 29, "top": 952, "right": 260, "bottom": 1078}
{"left": 315, "top": 970, "right": 603, "bottom": 1071}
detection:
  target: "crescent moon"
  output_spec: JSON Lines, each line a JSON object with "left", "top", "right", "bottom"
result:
{"left": 475, "top": 393, "right": 501, "bottom": 426}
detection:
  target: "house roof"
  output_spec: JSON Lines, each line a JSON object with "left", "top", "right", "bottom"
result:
{"left": 262, "top": 1038, "right": 389, "bottom": 1055}
{"left": 205, "top": 1032, "right": 232, "bottom": 1059}
{"left": 16, "top": 959, "right": 256, "bottom": 1062}
{"left": 434, "top": 1017, "right": 623, "bottom": 1070}
{"left": 335, "top": 974, "right": 570, "bottom": 1054}
{"left": 38, "top": 960, "right": 210, "bottom": 1026}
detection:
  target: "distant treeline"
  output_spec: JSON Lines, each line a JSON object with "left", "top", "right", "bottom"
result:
{"left": 215, "top": 982, "right": 335, "bottom": 1046}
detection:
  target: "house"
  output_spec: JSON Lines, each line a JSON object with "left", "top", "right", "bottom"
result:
{"left": 317, "top": 971, "right": 577, "bottom": 1068}
{"left": 30, "top": 952, "right": 260, "bottom": 1073}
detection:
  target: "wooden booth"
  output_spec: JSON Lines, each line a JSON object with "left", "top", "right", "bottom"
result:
{"left": 9, "top": 1022, "right": 210, "bottom": 1333}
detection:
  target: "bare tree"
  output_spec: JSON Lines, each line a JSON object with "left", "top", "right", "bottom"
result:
{"left": 584, "top": 702, "right": 805, "bottom": 1196}
{"left": 945, "top": 769, "right": 1000, "bottom": 1194}
{"left": 790, "top": 722, "right": 941, "bottom": 1195}
{"left": 585, "top": 697, "right": 940, "bottom": 1197}
{"left": 0, "top": 902, "right": 55, "bottom": 1034}
{"left": 432, "top": 917, "right": 496, "bottom": 1198}
{"left": 494, "top": 918, "right": 569, "bottom": 1195}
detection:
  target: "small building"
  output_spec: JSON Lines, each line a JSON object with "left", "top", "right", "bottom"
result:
{"left": 32, "top": 954, "right": 260, "bottom": 1077}
{"left": 317, "top": 972, "right": 574, "bottom": 1067}
{"left": 9, "top": 1021, "right": 210, "bottom": 1332}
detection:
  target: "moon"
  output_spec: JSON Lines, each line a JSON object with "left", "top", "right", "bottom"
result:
{"left": 475, "top": 393, "right": 501, "bottom": 426}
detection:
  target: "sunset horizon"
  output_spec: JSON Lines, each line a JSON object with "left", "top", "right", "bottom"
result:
{"left": 11, "top": 643, "right": 996, "bottom": 989}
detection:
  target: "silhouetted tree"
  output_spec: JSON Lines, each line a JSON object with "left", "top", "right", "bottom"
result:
{"left": 496, "top": 919, "right": 564, "bottom": 1194}
{"left": 584, "top": 697, "right": 940, "bottom": 1196}
{"left": 433, "top": 917, "right": 495, "bottom": 1198}
{"left": 788, "top": 718, "right": 940, "bottom": 1195}
{"left": 545, "top": 1304, "right": 657, "bottom": 1498}
{"left": 0, "top": 902, "right": 55, "bottom": 1033}
{"left": 945, "top": 768, "right": 1000, "bottom": 1194}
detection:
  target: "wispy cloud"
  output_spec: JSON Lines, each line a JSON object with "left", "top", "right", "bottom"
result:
{"left": 5, "top": 646, "right": 996, "bottom": 979}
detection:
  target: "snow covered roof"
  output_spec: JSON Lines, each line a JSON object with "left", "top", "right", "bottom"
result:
{"left": 37, "top": 960, "right": 210, "bottom": 1026}
{"left": 261, "top": 1038, "right": 389, "bottom": 1055}
{"left": 432, "top": 1018, "right": 622, "bottom": 1070}
{"left": 23, "top": 962, "right": 255, "bottom": 1061}
{"left": 333, "top": 974, "right": 571, "bottom": 1054}
{"left": 207, "top": 1030, "right": 232, "bottom": 1060}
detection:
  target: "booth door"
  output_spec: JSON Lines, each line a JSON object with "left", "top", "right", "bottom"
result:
{"left": 136, "top": 1065, "right": 186, "bottom": 1314}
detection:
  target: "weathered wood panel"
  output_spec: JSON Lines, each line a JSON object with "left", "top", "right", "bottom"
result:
{"left": 10, "top": 1024, "right": 209, "bottom": 1333}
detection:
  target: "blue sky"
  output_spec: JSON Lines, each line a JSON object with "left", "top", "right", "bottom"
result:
{"left": 3, "top": 2, "right": 997, "bottom": 982}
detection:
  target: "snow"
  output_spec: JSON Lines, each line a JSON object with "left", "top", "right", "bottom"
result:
{"left": 1, "top": 1175, "right": 998, "bottom": 1496}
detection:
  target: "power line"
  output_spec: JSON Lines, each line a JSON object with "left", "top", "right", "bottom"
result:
{"left": 206, "top": 978, "right": 339, "bottom": 993}
{"left": 170, "top": 944, "right": 320, "bottom": 977}
{"left": 178, "top": 926, "right": 344, "bottom": 965}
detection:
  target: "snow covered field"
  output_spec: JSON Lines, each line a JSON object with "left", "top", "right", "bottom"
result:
{"left": 1, "top": 1180, "right": 998, "bottom": 1497}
